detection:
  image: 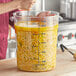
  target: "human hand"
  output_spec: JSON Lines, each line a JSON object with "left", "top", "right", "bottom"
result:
{"left": 16, "top": 0, "right": 36, "bottom": 10}
{"left": 31, "top": 11, "right": 53, "bottom": 21}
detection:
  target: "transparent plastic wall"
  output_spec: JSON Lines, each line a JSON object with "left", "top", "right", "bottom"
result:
{"left": 13, "top": 11, "right": 59, "bottom": 72}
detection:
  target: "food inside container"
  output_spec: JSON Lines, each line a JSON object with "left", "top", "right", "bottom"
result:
{"left": 14, "top": 11, "right": 59, "bottom": 72}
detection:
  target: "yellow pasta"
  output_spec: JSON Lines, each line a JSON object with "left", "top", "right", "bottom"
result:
{"left": 15, "top": 21, "right": 58, "bottom": 72}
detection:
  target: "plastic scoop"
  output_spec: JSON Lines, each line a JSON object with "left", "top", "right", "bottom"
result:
{"left": 60, "top": 44, "right": 76, "bottom": 61}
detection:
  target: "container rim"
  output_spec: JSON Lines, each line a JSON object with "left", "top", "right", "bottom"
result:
{"left": 13, "top": 10, "right": 59, "bottom": 18}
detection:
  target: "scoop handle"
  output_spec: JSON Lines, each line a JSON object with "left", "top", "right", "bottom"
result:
{"left": 60, "top": 44, "right": 65, "bottom": 52}
{"left": 60, "top": 44, "right": 74, "bottom": 55}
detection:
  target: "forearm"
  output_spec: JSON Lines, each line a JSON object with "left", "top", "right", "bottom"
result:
{"left": 0, "top": 53, "right": 5, "bottom": 59}
{"left": 0, "top": 0, "right": 20, "bottom": 14}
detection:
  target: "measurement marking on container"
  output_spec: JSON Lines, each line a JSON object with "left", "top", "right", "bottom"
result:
{"left": 38, "top": 24, "right": 40, "bottom": 64}
{"left": 37, "top": 21, "right": 47, "bottom": 64}
{"left": 42, "top": 51, "right": 46, "bottom": 53}
{"left": 41, "top": 33, "right": 46, "bottom": 35}
{"left": 32, "top": 46, "right": 38, "bottom": 47}
{"left": 33, "top": 57, "right": 38, "bottom": 60}
{"left": 40, "top": 42, "right": 46, "bottom": 44}
{"left": 35, "top": 64, "right": 45, "bottom": 66}
{"left": 41, "top": 25, "right": 46, "bottom": 27}
{"left": 33, "top": 34, "right": 39, "bottom": 35}
{"left": 42, "top": 61, "right": 46, "bottom": 63}
{"left": 33, "top": 51, "right": 46, "bottom": 53}
{"left": 33, "top": 63, "right": 46, "bottom": 70}
{"left": 38, "top": 34, "right": 40, "bottom": 63}
{"left": 33, "top": 33, "right": 46, "bottom": 35}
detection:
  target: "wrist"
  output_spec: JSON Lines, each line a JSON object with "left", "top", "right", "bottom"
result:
{"left": 11, "top": 0, "right": 21, "bottom": 9}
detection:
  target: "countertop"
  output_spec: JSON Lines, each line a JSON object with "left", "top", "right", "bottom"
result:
{"left": 0, "top": 49, "right": 76, "bottom": 76}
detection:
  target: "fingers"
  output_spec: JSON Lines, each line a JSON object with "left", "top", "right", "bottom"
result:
{"left": 26, "top": 0, "right": 35, "bottom": 10}
{"left": 32, "top": 11, "right": 51, "bottom": 21}
{"left": 31, "top": 11, "right": 55, "bottom": 22}
{"left": 20, "top": 0, "right": 36, "bottom": 10}
{"left": 37, "top": 11, "right": 51, "bottom": 17}
{"left": 29, "top": 0, "right": 36, "bottom": 3}
{"left": 27, "top": 3, "right": 34, "bottom": 10}
{"left": 27, "top": 0, "right": 36, "bottom": 5}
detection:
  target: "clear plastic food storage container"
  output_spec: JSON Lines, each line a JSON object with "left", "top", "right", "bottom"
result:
{"left": 13, "top": 11, "right": 59, "bottom": 72}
